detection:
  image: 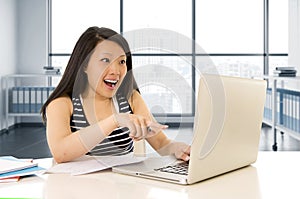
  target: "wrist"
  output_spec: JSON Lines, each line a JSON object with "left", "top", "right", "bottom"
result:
{"left": 157, "top": 139, "right": 174, "bottom": 156}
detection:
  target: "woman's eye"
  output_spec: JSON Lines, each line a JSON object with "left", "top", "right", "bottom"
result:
{"left": 101, "top": 58, "right": 110, "bottom": 63}
{"left": 120, "top": 60, "right": 126, "bottom": 65}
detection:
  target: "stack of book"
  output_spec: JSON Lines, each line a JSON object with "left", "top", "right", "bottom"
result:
{"left": 0, "top": 156, "right": 45, "bottom": 183}
{"left": 273, "top": 66, "right": 297, "bottom": 77}
{"left": 43, "top": 66, "right": 62, "bottom": 75}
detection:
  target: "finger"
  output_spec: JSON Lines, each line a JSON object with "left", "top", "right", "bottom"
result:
{"left": 128, "top": 123, "right": 137, "bottom": 138}
{"left": 180, "top": 153, "right": 190, "bottom": 162}
{"left": 134, "top": 123, "right": 143, "bottom": 138}
{"left": 134, "top": 117, "right": 146, "bottom": 139}
{"left": 174, "top": 144, "right": 191, "bottom": 161}
{"left": 175, "top": 149, "right": 189, "bottom": 161}
{"left": 150, "top": 122, "right": 169, "bottom": 130}
{"left": 138, "top": 117, "right": 149, "bottom": 138}
{"left": 141, "top": 123, "right": 148, "bottom": 139}
{"left": 185, "top": 146, "right": 191, "bottom": 155}
{"left": 178, "top": 143, "right": 190, "bottom": 152}
{"left": 180, "top": 145, "right": 191, "bottom": 155}
{"left": 147, "top": 121, "right": 168, "bottom": 134}
{"left": 133, "top": 137, "right": 142, "bottom": 142}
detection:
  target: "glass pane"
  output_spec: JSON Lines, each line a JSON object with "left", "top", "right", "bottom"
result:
{"left": 132, "top": 56, "right": 193, "bottom": 114}
{"left": 52, "top": 0, "right": 120, "bottom": 53}
{"left": 196, "top": 0, "right": 263, "bottom": 53}
{"left": 269, "top": 0, "right": 288, "bottom": 53}
{"left": 51, "top": 55, "right": 70, "bottom": 74}
{"left": 123, "top": 28, "right": 193, "bottom": 54}
{"left": 196, "top": 56, "right": 264, "bottom": 78}
{"left": 123, "top": 0, "right": 192, "bottom": 53}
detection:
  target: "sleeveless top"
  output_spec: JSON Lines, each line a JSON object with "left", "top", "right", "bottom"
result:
{"left": 70, "top": 93, "right": 134, "bottom": 156}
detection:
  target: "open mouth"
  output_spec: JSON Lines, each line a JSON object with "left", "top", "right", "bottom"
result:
{"left": 104, "top": 79, "right": 118, "bottom": 88}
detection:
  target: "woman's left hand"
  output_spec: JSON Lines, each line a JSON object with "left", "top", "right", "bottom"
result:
{"left": 157, "top": 141, "right": 191, "bottom": 161}
{"left": 172, "top": 142, "right": 191, "bottom": 161}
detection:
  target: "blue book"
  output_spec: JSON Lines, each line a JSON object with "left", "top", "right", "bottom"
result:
{"left": 0, "top": 156, "right": 45, "bottom": 179}
{"left": 0, "top": 165, "right": 45, "bottom": 179}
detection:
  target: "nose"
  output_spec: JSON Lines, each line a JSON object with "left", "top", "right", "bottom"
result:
{"left": 108, "top": 60, "right": 120, "bottom": 75}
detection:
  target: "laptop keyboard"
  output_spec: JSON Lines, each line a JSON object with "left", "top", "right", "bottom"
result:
{"left": 154, "top": 161, "right": 189, "bottom": 175}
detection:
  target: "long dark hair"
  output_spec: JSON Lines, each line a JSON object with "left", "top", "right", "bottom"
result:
{"left": 41, "top": 26, "right": 138, "bottom": 122}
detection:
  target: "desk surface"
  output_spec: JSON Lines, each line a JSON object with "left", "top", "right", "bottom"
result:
{"left": 0, "top": 152, "right": 299, "bottom": 199}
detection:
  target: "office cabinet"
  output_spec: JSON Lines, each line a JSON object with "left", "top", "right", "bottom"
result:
{"left": 2, "top": 74, "right": 61, "bottom": 131}
{"left": 261, "top": 76, "right": 300, "bottom": 151}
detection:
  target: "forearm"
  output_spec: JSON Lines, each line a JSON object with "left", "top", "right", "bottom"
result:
{"left": 156, "top": 139, "right": 176, "bottom": 156}
{"left": 77, "top": 115, "right": 117, "bottom": 151}
{"left": 49, "top": 132, "right": 87, "bottom": 163}
{"left": 49, "top": 115, "right": 118, "bottom": 163}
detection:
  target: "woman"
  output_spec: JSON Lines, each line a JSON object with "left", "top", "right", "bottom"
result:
{"left": 41, "top": 26, "right": 190, "bottom": 163}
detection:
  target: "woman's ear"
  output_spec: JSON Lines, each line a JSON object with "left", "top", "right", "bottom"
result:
{"left": 83, "top": 66, "right": 88, "bottom": 74}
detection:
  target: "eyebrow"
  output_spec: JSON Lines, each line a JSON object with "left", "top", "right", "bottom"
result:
{"left": 100, "top": 52, "right": 126, "bottom": 57}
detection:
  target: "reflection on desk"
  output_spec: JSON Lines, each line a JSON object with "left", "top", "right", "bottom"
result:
{"left": 0, "top": 152, "right": 300, "bottom": 199}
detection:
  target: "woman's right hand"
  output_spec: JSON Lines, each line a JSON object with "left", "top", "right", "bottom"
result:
{"left": 113, "top": 113, "right": 168, "bottom": 141}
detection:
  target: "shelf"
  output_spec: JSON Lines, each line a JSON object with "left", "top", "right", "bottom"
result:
{"left": 275, "top": 124, "right": 300, "bottom": 141}
{"left": 262, "top": 119, "right": 272, "bottom": 127}
{"left": 258, "top": 75, "right": 300, "bottom": 151}
{"left": 7, "top": 113, "right": 41, "bottom": 117}
{"left": 2, "top": 74, "right": 61, "bottom": 130}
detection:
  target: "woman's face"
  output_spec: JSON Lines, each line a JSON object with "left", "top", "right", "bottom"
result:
{"left": 84, "top": 40, "right": 127, "bottom": 99}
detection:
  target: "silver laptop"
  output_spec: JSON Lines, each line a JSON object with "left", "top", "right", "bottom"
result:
{"left": 112, "top": 74, "right": 267, "bottom": 185}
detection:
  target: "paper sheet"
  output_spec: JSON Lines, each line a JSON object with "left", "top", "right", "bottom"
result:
{"left": 47, "top": 153, "right": 147, "bottom": 175}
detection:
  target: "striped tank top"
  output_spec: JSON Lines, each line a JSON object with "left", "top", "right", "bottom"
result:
{"left": 70, "top": 93, "right": 134, "bottom": 156}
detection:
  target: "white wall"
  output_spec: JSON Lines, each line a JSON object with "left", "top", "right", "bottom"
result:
{"left": 0, "top": 0, "right": 48, "bottom": 130}
{"left": 288, "top": 0, "right": 300, "bottom": 89}
{"left": 0, "top": 0, "right": 17, "bottom": 130}
{"left": 289, "top": 0, "right": 300, "bottom": 68}
{"left": 17, "top": 0, "right": 48, "bottom": 74}
{"left": 16, "top": 0, "right": 48, "bottom": 124}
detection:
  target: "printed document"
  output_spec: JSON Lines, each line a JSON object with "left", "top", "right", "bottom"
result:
{"left": 47, "top": 153, "right": 147, "bottom": 175}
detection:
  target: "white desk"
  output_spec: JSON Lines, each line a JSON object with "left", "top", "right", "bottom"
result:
{"left": 0, "top": 152, "right": 299, "bottom": 199}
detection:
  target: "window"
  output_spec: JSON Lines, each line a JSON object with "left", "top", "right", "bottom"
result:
{"left": 202, "top": 56, "right": 264, "bottom": 77}
{"left": 132, "top": 56, "right": 193, "bottom": 115}
{"left": 268, "top": 0, "right": 288, "bottom": 74}
{"left": 124, "top": 0, "right": 193, "bottom": 117}
{"left": 51, "top": 0, "right": 120, "bottom": 69}
{"left": 196, "top": 0, "right": 264, "bottom": 78}
{"left": 196, "top": 0, "right": 263, "bottom": 53}
{"left": 123, "top": 0, "right": 192, "bottom": 40}
{"left": 269, "top": 0, "right": 288, "bottom": 54}
{"left": 50, "top": 0, "right": 288, "bottom": 123}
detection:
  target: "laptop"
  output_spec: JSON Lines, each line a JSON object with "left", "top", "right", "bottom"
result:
{"left": 112, "top": 74, "right": 267, "bottom": 185}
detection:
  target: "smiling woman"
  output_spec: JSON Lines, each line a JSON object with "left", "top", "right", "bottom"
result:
{"left": 40, "top": 26, "right": 190, "bottom": 163}
{"left": 83, "top": 40, "right": 127, "bottom": 99}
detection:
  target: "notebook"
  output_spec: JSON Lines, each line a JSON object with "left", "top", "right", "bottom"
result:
{"left": 112, "top": 74, "right": 267, "bottom": 185}
{"left": 0, "top": 156, "right": 37, "bottom": 174}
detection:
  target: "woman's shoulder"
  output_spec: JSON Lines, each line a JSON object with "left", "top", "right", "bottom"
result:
{"left": 128, "top": 90, "right": 147, "bottom": 111}
{"left": 48, "top": 95, "right": 73, "bottom": 112}
{"left": 129, "top": 90, "right": 143, "bottom": 101}
{"left": 52, "top": 94, "right": 72, "bottom": 103}
{"left": 45, "top": 95, "right": 73, "bottom": 119}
